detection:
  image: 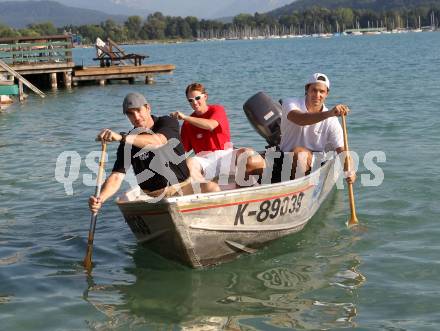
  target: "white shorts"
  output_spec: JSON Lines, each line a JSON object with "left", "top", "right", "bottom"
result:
{"left": 193, "top": 149, "right": 239, "bottom": 180}
{"left": 312, "top": 151, "right": 327, "bottom": 169}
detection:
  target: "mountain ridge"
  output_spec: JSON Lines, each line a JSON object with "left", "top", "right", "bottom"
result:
{"left": 269, "top": 0, "right": 440, "bottom": 17}
{"left": 3, "top": 0, "right": 295, "bottom": 20}
{"left": 0, "top": 0, "right": 129, "bottom": 28}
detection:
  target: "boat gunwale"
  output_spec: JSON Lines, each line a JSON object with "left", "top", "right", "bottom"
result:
{"left": 116, "top": 157, "right": 336, "bottom": 208}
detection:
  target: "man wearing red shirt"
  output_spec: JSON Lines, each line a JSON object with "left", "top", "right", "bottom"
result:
{"left": 171, "top": 83, "right": 264, "bottom": 192}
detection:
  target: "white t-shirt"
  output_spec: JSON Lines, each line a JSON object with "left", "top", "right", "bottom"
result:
{"left": 279, "top": 97, "right": 344, "bottom": 152}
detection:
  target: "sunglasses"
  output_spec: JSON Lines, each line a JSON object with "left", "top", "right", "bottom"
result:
{"left": 187, "top": 95, "right": 204, "bottom": 103}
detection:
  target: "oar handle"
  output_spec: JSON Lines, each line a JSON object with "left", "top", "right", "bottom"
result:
{"left": 341, "top": 114, "right": 350, "bottom": 154}
{"left": 94, "top": 142, "right": 107, "bottom": 197}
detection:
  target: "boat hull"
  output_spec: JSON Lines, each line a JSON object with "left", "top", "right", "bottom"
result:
{"left": 117, "top": 158, "right": 340, "bottom": 268}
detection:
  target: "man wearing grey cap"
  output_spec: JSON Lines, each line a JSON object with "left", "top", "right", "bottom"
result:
{"left": 89, "top": 92, "right": 193, "bottom": 213}
{"left": 271, "top": 72, "right": 356, "bottom": 183}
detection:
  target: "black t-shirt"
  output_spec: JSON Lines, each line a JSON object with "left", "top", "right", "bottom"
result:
{"left": 112, "top": 115, "right": 190, "bottom": 191}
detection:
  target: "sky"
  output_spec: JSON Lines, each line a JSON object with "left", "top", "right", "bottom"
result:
{"left": 19, "top": 0, "right": 295, "bottom": 18}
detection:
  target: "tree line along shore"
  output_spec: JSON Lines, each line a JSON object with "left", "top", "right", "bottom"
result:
{"left": 0, "top": 6, "right": 438, "bottom": 44}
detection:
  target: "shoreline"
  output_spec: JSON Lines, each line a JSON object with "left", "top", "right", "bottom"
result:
{"left": 73, "top": 28, "right": 439, "bottom": 48}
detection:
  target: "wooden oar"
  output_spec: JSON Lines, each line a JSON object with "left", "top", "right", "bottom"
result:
{"left": 341, "top": 114, "right": 359, "bottom": 228}
{"left": 83, "top": 141, "right": 107, "bottom": 271}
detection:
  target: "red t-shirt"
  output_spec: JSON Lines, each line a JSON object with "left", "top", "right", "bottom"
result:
{"left": 181, "top": 104, "right": 231, "bottom": 154}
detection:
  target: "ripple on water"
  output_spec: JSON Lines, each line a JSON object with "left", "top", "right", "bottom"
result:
{"left": 0, "top": 33, "right": 439, "bottom": 330}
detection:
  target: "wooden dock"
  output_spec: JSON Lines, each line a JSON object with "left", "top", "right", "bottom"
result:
{"left": 0, "top": 34, "right": 74, "bottom": 90}
{"left": 0, "top": 34, "right": 175, "bottom": 97}
{"left": 72, "top": 63, "right": 175, "bottom": 85}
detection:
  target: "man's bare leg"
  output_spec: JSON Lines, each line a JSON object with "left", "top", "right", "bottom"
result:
{"left": 186, "top": 157, "right": 221, "bottom": 193}
{"left": 291, "top": 146, "right": 313, "bottom": 179}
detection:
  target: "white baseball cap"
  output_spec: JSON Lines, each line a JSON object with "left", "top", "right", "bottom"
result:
{"left": 305, "top": 73, "right": 330, "bottom": 90}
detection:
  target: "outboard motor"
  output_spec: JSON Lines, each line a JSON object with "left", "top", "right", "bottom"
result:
{"left": 243, "top": 91, "right": 282, "bottom": 147}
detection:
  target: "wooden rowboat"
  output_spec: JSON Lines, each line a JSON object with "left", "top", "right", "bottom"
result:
{"left": 116, "top": 156, "right": 340, "bottom": 268}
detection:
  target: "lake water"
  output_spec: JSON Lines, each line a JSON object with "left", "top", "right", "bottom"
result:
{"left": 1, "top": 32, "right": 439, "bottom": 330}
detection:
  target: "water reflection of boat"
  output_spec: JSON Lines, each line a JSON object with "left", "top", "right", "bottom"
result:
{"left": 83, "top": 242, "right": 365, "bottom": 329}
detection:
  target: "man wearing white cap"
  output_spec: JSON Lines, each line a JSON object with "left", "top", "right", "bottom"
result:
{"left": 272, "top": 72, "right": 356, "bottom": 183}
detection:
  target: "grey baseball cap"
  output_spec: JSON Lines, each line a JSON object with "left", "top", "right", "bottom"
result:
{"left": 122, "top": 92, "right": 148, "bottom": 114}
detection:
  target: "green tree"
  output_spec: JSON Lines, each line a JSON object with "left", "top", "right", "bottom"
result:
{"left": 0, "top": 24, "right": 19, "bottom": 38}
{"left": 77, "top": 24, "right": 105, "bottom": 44}
{"left": 185, "top": 16, "right": 199, "bottom": 37}
{"left": 335, "top": 8, "right": 354, "bottom": 29}
{"left": 279, "top": 13, "right": 300, "bottom": 28}
{"left": 18, "top": 28, "right": 39, "bottom": 37}
{"left": 101, "top": 19, "right": 127, "bottom": 41}
{"left": 178, "top": 18, "right": 192, "bottom": 38}
{"left": 165, "top": 17, "right": 179, "bottom": 38}
{"left": 27, "top": 21, "right": 58, "bottom": 35}
{"left": 125, "top": 16, "right": 143, "bottom": 40}
{"left": 254, "top": 13, "right": 277, "bottom": 28}
{"left": 141, "top": 12, "right": 166, "bottom": 39}
{"left": 233, "top": 13, "right": 255, "bottom": 28}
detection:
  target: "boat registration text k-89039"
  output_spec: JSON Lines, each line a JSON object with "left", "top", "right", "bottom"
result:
{"left": 234, "top": 192, "right": 305, "bottom": 225}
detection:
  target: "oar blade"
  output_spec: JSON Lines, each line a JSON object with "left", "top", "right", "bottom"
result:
{"left": 83, "top": 251, "right": 93, "bottom": 271}
{"left": 83, "top": 219, "right": 96, "bottom": 271}
{"left": 347, "top": 215, "right": 359, "bottom": 228}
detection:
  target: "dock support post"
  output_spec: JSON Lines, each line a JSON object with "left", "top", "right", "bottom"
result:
{"left": 129, "top": 78, "right": 135, "bottom": 84}
{"left": 63, "top": 71, "right": 72, "bottom": 88}
{"left": 50, "top": 73, "right": 58, "bottom": 89}
{"left": 18, "top": 81, "right": 24, "bottom": 102}
{"left": 99, "top": 79, "right": 106, "bottom": 86}
{"left": 145, "top": 75, "right": 155, "bottom": 85}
